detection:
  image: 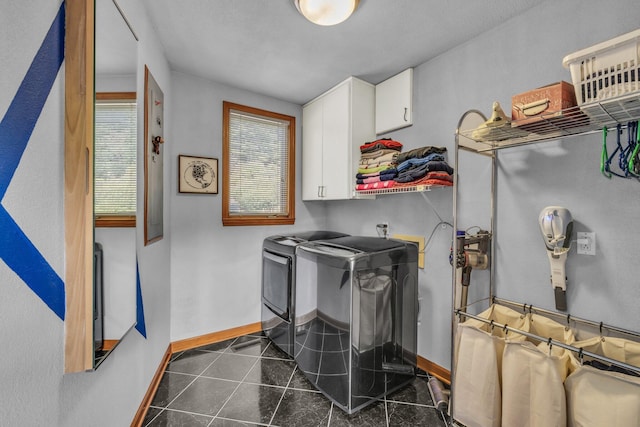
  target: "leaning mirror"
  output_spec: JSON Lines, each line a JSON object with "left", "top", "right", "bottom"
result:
{"left": 64, "top": 0, "right": 138, "bottom": 373}
{"left": 93, "top": 0, "right": 138, "bottom": 368}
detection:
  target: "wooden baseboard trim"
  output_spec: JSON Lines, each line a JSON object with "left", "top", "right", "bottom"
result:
{"left": 170, "top": 322, "right": 262, "bottom": 354}
{"left": 130, "top": 345, "right": 172, "bottom": 427}
{"left": 102, "top": 339, "right": 118, "bottom": 351}
{"left": 417, "top": 355, "right": 450, "bottom": 385}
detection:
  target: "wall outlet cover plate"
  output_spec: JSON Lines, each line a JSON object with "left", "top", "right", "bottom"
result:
{"left": 577, "top": 231, "right": 596, "bottom": 256}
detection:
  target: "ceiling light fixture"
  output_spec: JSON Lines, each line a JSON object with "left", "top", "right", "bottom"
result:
{"left": 294, "top": 0, "right": 360, "bottom": 26}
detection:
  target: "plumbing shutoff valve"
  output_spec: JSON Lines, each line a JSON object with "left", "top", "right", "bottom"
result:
{"left": 538, "top": 206, "right": 574, "bottom": 311}
{"left": 376, "top": 223, "right": 389, "bottom": 239}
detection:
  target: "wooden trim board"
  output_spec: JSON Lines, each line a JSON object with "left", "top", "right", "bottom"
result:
{"left": 170, "top": 322, "right": 262, "bottom": 353}
{"left": 417, "top": 354, "right": 450, "bottom": 385}
{"left": 130, "top": 345, "right": 172, "bottom": 427}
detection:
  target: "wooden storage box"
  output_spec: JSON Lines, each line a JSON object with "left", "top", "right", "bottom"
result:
{"left": 511, "top": 81, "right": 577, "bottom": 129}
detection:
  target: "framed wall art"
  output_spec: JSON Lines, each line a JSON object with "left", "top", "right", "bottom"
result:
{"left": 144, "top": 65, "right": 164, "bottom": 245}
{"left": 178, "top": 155, "right": 218, "bottom": 194}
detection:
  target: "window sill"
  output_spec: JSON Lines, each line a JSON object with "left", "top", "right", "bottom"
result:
{"left": 222, "top": 216, "right": 295, "bottom": 227}
{"left": 95, "top": 215, "right": 136, "bottom": 228}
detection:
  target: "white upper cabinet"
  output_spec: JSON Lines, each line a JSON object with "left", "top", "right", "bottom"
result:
{"left": 375, "top": 68, "right": 413, "bottom": 134}
{"left": 302, "top": 77, "right": 375, "bottom": 201}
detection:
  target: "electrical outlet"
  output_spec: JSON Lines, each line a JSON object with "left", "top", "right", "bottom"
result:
{"left": 577, "top": 232, "right": 596, "bottom": 255}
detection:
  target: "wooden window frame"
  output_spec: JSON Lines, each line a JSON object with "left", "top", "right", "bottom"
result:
{"left": 222, "top": 101, "right": 296, "bottom": 226}
{"left": 94, "top": 91, "right": 137, "bottom": 228}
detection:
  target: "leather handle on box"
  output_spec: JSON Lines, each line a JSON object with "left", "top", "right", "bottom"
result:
{"left": 514, "top": 98, "right": 550, "bottom": 116}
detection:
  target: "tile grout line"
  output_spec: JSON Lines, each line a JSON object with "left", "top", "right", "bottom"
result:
{"left": 386, "top": 399, "right": 438, "bottom": 409}
{"left": 143, "top": 373, "right": 201, "bottom": 427}
{"left": 148, "top": 337, "right": 239, "bottom": 426}
{"left": 326, "top": 403, "right": 333, "bottom": 427}
{"left": 384, "top": 394, "right": 390, "bottom": 427}
{"left": 150, "top": 407, "right": 216, "bottom": 423}
{"left": 159, "top": 348, "right": 226, "bottom": 410}
{"left": 267, "top": 353, "right": 298, "bottom": 426}
{"left": 211, "top": 338, "right": 274, "bottom": 423}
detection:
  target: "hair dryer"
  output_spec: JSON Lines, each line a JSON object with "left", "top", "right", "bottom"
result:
{"left": 538, "top": 206, "right": 573, "bottom": 311}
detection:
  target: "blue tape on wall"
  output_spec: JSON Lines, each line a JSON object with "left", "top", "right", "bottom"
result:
{"left": 0, "top": 206, "right": 65, "bottom": 318}
{"left": 0, "top": 3, "right": 66, "bottom": 319}
{"left": 0, "top": 2, "right": 65, "bottom": 199}
{"left": 135, "top": 259, "right": 147, "bottom": 338}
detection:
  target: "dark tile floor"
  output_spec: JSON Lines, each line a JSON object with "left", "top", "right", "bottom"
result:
{"left": 143, "top": 333, "right": 449, "bottom": 426}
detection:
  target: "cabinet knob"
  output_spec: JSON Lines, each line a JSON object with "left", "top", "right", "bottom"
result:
{"left": 404, "top": 107, "right": 408, "bottom": 122}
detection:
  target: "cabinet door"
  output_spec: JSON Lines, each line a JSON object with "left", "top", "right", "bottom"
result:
{"left": 321, "top": 82, "right": 351, "bottom": 200}
{"left": 375, "top": 68, "right": 413, "bottom": 134}
{"left": 302, "top": 98, "right": 324, "bottom": 200}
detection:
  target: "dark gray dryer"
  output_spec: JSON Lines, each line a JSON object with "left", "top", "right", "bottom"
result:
{"left": 261, "top": 231, "right": 349, "bottom": 357}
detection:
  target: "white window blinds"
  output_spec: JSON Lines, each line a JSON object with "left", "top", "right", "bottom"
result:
{"left": 228, "top": 109, "right": 290, "bottom": 216}
{"left": 94, "top": 100, "right": 137, "bottom": 216}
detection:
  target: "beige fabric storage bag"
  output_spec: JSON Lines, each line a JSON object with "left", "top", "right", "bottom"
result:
{"left": 528, "top": 312, "right": 576, "bottom": 345}
{"left": 501, "top": 341, "right": 572, "bottom": 427}
{"left": 565, "top": 336, "right": 640, "bottom": 427}
{"left": 453, "top": 324, "right": 502, "bottom": 427}
{"left": 565, "top": 365, "right": 640, "bottom": 426}
{"left": 501, "top": 314, "right": 575, "bottom": 427}
{"left": 453, "top": 305, "right": 529, "bottom": 427}
{"left": 462, "top": 305, "right": 530, "bottom": 383}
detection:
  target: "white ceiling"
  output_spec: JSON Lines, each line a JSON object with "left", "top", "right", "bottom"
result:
{"left": 138, "top": 0, "right": 542, "bottom": 105}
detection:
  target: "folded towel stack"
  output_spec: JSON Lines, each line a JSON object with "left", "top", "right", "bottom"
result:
{"left": 355, "top": 143, "right": 454, "bottom": 191}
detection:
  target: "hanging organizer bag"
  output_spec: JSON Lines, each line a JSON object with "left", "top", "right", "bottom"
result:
{"left": 565, "top": 336, "right": 640, "bottom": 427}
{"left": 453, "top": 305, "right": 529, "bottom": 427}
{"left": 501, "top": 313, "right": 576, "bottom": 427}
{"left": 459, "top": 304, "right": 530, "bottom": 382}
{"left": 453, "top": 324, "right": 502, "bottom": 427}
{"left": 501, "top": 342, "right": 571, "bottom": 427}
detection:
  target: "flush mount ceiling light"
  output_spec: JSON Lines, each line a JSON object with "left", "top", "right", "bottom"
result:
{"left": 294, "top": 0, "right": 360, "bottom": 26}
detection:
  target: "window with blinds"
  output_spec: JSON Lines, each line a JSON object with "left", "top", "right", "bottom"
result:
{"left": 95, "top": 93, "right": 137, "bottom": 227}
{"left": 222, "top": 101, "right": 295, "bottom": 226}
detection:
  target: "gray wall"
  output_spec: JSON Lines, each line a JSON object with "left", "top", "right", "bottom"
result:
{"left": 325, "top": 0, "right": 640, "bottom": 369}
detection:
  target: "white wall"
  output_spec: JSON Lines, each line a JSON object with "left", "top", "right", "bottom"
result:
{"left": 0, "top": 1, "right": 172, "bottom": 425}
{"left": 168, "top": 71, "right": 331, "bottom": 341}
{"left": 95, "top": 228, "right": 136, "bottom": 339}
{"left": 325, "top": 0, "right": 640, "bottom": 369}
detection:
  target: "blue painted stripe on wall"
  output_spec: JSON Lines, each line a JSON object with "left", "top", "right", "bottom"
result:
{"left": 0, "top": 3, "right": 66, "bottom": 319}
{"left": 135, "top": 259, "right": 147, "bottom": 338}
{"left": 0, "top": 205, "right": 65, "bottom": 318}
{"left": 0, "top": 2, "right": 65, "bottom": 199}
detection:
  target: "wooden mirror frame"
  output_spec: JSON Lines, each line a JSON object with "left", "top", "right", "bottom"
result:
{"left": 64, "top": 0, "right": 95, "bottom": 373}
